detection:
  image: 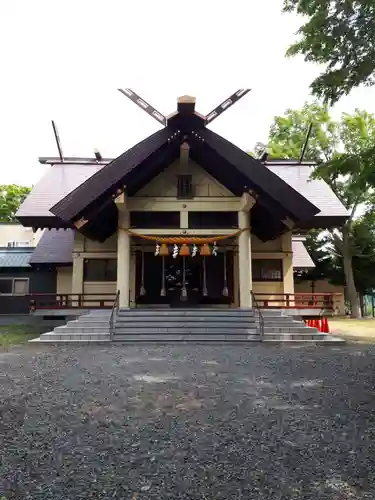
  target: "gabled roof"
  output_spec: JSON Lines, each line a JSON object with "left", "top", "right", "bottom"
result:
{"left": 266, "top": 163, "right": 349, "bottom": 228}
{"left": 18, "top": 92, "right": 349, "bottom": 242}
{"left": 51, "top": 127, "right": 319, "bottom": 229}
{"left": 292, "top": 240, "right": 315, "bottom": 269}
{"left": 51, "top": 128, "right": 175, "bottom": 222}
{"left": 16, "top": 162, "right": 104, "bottom": 228}
{"left": 29, "top": 229, "right": 74, "bottom": 266}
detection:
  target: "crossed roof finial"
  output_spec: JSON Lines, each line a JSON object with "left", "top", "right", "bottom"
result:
{"left": 118, "top": 88, "right": 251, "bottom": 127}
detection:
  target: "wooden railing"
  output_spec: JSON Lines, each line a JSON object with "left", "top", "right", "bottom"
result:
{"left": 251, "top": 290, "right": 264, "bottom": 340}
{"left": 109, "top": 291, "right": 120, "bottom": 340}
{"left": 254, "top": 293, "right": 339, "bottom": 310}
{"left": 29, "top": 292, "right": 341, "bottom": 311}
{"left": 29, "top": 293, "right": 116, "bottom": 311}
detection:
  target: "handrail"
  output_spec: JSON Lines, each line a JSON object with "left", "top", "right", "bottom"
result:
{"left": 109, "top": 290, "right": 120, "bottom": 340}
{"left": 28, "top": 293, "right": 116, "bottom": 311}
{"left": 251, "top": 290, "right": 264, "bottom": 341}
{"left": 253, "top": 292, "right": 338, "bottom": 310}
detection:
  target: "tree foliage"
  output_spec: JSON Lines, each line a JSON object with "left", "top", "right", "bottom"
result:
{"left": 266, "top": 102, "right": 339, "bottom": 161}
{"left": 283, "top": 0, "right": 375, "bottom": 103}
{"left": 0, "top": 185, "right": 31, "bottom": 223}
{"left": 263, "top": 102, "right": 375, "bottom": 317}
{"left": 302, "top": 214, "right": 375, "bottom": 292}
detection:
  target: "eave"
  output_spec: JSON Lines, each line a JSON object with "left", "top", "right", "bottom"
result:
{"left": 15, "top": 215, "right": 71, "bottom": 230}
{"left": 297, "top": 215, "right": 349, "bottom": 231}
{"left": 51, "top": 127, "right": 179, "bottom": 222}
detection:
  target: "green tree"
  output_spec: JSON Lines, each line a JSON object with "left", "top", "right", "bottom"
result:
{"left": 263, "top": 103, "right": 375, "bottom": 317}
{"left": 302, "top": 214, "right": 375, "bottom": 297}
{"left": 0, "top": 185, "right": 31, "bottom": 222}
{"left": 283, "top": 0, "right": 375, "bottom": 104}
{"left": 266, "top": 102, "right": 339, "bottom": 161}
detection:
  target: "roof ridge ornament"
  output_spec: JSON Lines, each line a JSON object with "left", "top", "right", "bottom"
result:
{"left": 205, "top": 89, "right": 251, "bottom": 125}
{"left": 118, "top": 88, "right": 167, "bottom": 126}
{"left": 118, "top": 88, "right": 251, "bottom": 128}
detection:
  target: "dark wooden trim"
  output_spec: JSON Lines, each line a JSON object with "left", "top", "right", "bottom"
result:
{"left": 51, "top": 128, "right": 176, "bottom": 222}
{"left": 39, "top": 157, "right": 113, "bottom": 165}
{"left": 29, "top": 293, "right": 116, "bottom": 310}
{"left": 297, "top": 215, "right": 349, "bottom": 230}
{"left": 255, "top": 292, "right": 338, "bottom": 310}
{"left": 198, "top": 128, "right": 320, "bottom": 223}
{"left": 15, "top": 216, "right": 71, "bottom": 230}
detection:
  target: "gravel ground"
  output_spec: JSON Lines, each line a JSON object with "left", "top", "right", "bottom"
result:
{"left": 0, "top": 343, "right": 375, "bottom": 499}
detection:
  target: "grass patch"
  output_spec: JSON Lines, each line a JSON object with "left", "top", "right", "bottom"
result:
{"left": 329, "top": 317, "right": 375, "bottom": 343}
{"left": 0, "top": 325, "right": 42, "bottom": 346}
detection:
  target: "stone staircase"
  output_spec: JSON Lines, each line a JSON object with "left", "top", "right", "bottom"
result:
{"left": 29, "top": 308, "right": 344, "bottom": 344}
{"left": 260, "top": 309, "right": 344, "bottom": 343}
{"left": 30, "top": 310, "right": 111, "bottom": 343}
{"left": 112, "top": 308, "right": 259, "bottom": 342}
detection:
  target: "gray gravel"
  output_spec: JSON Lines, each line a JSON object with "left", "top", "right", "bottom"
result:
{"left": 0, "top": 343, "right": 375, "bottom": 499}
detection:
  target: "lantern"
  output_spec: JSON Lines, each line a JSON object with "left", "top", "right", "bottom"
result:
{"left": 159, "top": 243, "right": 169, "bottom": 256}
{"left": 200, "top": 243, "right": 211, "bottom": 256}
{"left": 179, "top": 243, "right": 190, "bottom": 256}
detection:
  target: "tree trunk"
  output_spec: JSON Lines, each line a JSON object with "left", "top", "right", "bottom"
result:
{"left": 342, "top": 225, "right": 361, "bottom": 318}
{"left": 359, "top": 293, "right": 365, "bottom": 317}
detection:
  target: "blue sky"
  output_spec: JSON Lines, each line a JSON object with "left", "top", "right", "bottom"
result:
{"left": 1, "top": 0, "right": 375, "bottom": 186}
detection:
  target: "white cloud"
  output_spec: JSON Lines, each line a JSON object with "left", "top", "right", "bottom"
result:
{"left": 0, "top": 0, "right": 374, "bottom": 186}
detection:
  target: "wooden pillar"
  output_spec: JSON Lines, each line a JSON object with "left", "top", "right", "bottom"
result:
{"left": 129, "top": 251, "right": 136, "bottom": 308}
{"left": 117, "top": 210, "right": 130, "bottom": 308}
{"left": 72, "top": 254, "right": 84, "bottom": 306}
{"left": 248, "top": 213, "right": 253, "bottom": 302}
{"left": 233, "top": 251, "right": 239, "bottom": 308}
{"left": 281, "top": 232, "right": 294, "bottom": 297}
{"left": 238, "top": 211, "right": 251, "bottom": 308}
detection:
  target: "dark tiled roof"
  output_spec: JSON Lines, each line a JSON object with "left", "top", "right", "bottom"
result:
{"left": 16, "top": 163, "right": 104, "bottom": 220}
{"left": 51, "top": 128, "right": 174, "bottom": 221}
{"left": 0, "top": 247, "right": 33, "bottom": 267}
{"left": 30, "top": 229, "right": 74, "bottom": 265}
{"left": 198, "top": 129, "right": 320, "bottom": 223}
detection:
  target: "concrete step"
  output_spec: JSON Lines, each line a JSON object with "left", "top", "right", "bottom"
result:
{"left": 74, "top": 317, "right": 111, "bottom": 322}
{"left": 263, "top": 327, "right": 319, "bottom": 334}
{"left": 115, "top": 317, "right": 256, "bottom": 324}
{"left": 36, "top": 332, "right": 110, "bottom": 342}
{"left": 263, "top": 318, "right": 302, "bottom": 323}
{"left": 54, "top": 326, "right": 111, "bottom": 334}
{"left": 114, "top": 327, "right": 258, "bottom": 335}
{"left": 81, "top": 312, "right": 111, "bottom": 317}
{"left": 115, "top": 319, "right": 256, "bottom": 330}
{"left": 65, "top": 321, "right": 111, "bottom": 328}
{"left": 117, "top": 310, "right": 254, "bottom": 318}
{"left": 263, "top": 332, "right": 328, "bottom": 340}
{"left": 112, "top": 334, "right": 260, "bottom": 342}
{"left": 263, "top": 336, "right": 345, "bottom": 344}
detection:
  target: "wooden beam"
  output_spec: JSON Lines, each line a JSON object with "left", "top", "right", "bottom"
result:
{"left": 128, "top": 228, "right": 238, "bottom": 236}
{"left": 180, "top": 142, "right": 190, "bottom": 166}
{"left": 74, "top": 217, "right": 89, "bottom": 229}
{"left": 281, "top": 216, "right": 295, "bottom": 230}
{"left": 114, "top": 191, "right": 127, "bottom": 208}
{"left": 128, "top": 197, "right": 241, "bottom": 212}
{"left": 240, "top": 192, "right": 256, "bottom": 212}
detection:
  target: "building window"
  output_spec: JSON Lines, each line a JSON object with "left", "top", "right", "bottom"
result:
{"left": 83, "top": 259, "right": 117, "bottom": 282}
{"left": 177, "top": 175, "right": 193, "bottom": 199}
{"left": 188, "top": 211, "right": 238, "bottom": 229}
{"left": 130, "top": 211, "right": 180, "bottom": 229}
{"left": 7, "top": 241, "right": 31, "bottom": 247}
{"left": 0, "top": 278, "right": 29, "bottom": 295}
{"left": 252, "top": 259, "right": 283, "bottom": 281}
